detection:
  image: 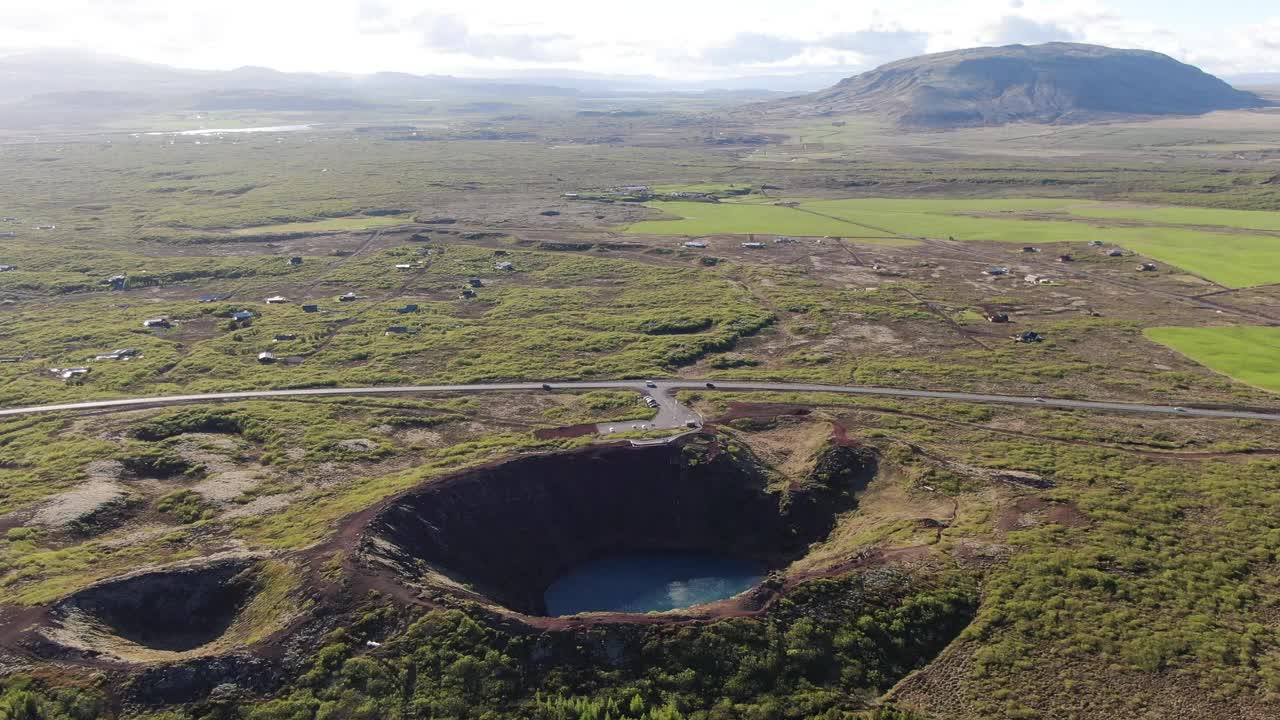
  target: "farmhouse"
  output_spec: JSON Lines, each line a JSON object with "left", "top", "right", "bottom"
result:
{"left": 466, "top": 278, "right": 484, "bottom": 287}
{"left": 1088, "top": 240, "right": 1105, "bottom": 246}
{"left": 985, "top": 311, "right": 1010, "bottom": 323}
{"left": 106, "top": 275, "right": 127, "bottom": 290}
{"left": 273, "top": 334, "right": 297, "bottom": 342}
{"left": 265, "top": 295, "right": 289, "bottom": 304}
{"left": 775, "top": 236, "right": 797, "bottom": 244}
{"left": 288, "top": 256, "right": 303, "bottom": 266}
{"left": 338, "top": 292, "right": 358, "bottom": 302}
{"left": 494, "top": 261, "right": 514, "bottom": 271}
{"left": 741, "top": 242, "right": 766, "bottom": 249}
{"left": 1057, "top": 254, "right": 1073, "bottom": 263}
{"left": 683, "top": 241, "right": 708, "bottom": 249}
{"left": 1106, "top": 249, "right": 1125, "bottom": 257}
{"left": 1137, "top": 262, "right": 1158, "bottom": 272}
{"left": 0, "top": 265, "right": 14, "bottom": 272}
{"left": 1014, "top": 330, "right": 1044, "bottom": 343}
{"left": 302, "top": 304, "right": 319, "bottom": 313}
{"left": 984, "top": 267, "right": 1008, "bottom": 276}
{"left": 1022, "top": 246, "right": 1041, "bottom": 253}
{"left": 142, "top": 317, "right": 172, "bottom": 329}
{"left": 257, "top": 352, "right": 276, "bottom": 363}
{"left": 395, "top": 263, "right": 415, "bottom": 270}
{"left": 232, "top": 310, "right": 253, "bottom": 321}
{"left": 396, "top": 304, "right": 419, "bottom": 314}
{"left": 385, "top": 326, "right": 410, "bottom": 335}
{"left": 460, "top": 288, "right": 476, "bottom": 299}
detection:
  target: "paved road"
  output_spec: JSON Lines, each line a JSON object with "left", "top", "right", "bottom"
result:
{"left": 3, "top": 380, "right": 1279, "bottom": 425}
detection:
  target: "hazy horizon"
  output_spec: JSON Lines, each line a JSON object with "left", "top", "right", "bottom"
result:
{"left": 2, "top": 0, "right": 1277, "bottom": 86}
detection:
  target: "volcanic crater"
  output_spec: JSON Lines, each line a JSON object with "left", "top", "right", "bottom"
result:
{"left": 361, "top": 436, "right": 878, "bottom": 616}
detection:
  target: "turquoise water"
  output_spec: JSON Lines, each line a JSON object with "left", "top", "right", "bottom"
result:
{"left": 544, "top": 551, "right": 765, "bottom": 616}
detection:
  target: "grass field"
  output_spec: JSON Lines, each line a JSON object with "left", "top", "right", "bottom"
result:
{"left": 1066, "top": 205, "right": 1280, "bottom": 232}
{"left": 626, "top": 201, "right": 909, "bottom": 240}
{"left": 1145, "top": 326, "right": 1280, "bottom": 393}
{"left": 630, "top": 197, "right": 1280, "bottom": 288}
{"left": 230, "top": 215, "right": 412, "bottom": 235}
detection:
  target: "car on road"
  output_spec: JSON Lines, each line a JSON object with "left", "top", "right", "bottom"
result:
{"left": 685, "top": 420, "right": 699, "bottom": 428}
{"left": 1033, "top": 397, "right": 1045, "bottom": 402}
{"left": 1173, "top": 406, "right": 1188, "bottom": 413}
{"left": 645, "top": 380, "right": 657, "bottom": 388}
{"left": 705, "top": 382, "right": 716, "bottom": 389}
{"left": 541, "top": 383, "right": 552, "bottom": 390}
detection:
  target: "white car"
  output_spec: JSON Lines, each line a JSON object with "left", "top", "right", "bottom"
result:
{"left": 645, "top": 380, "right": 658, "bottom": 388}
{"left": 1173, "top": 407, "right": 1188, "bottom": 413}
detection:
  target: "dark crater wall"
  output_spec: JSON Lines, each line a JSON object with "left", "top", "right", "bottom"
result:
{"left": 54, "top": 559, "right": 257, "bottom": 651}
{"left": 363, "top": 440, "right": 877, "bottom": 615}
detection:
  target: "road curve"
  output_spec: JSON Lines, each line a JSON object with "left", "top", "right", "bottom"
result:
{"left": 3, "top": 380, "right": 1279, "bottom": 424}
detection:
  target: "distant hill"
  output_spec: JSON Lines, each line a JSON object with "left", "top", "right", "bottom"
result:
{"left": 0, "top": 49, "right": 577, "bottom": 105}
{"left": 772, "top": 42, "right": 1268, "bottom": 128}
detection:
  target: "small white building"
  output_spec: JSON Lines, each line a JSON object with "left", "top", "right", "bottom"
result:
{"left": 683, "top": 241, "right": 707, "bottom": 249}
{"left": 257, "top": 352, "right": 276, "bottom": 363}
{"left": 265, "top": 296, "right": 289, "bottom": 304}
{"left": 142, "top": 317, "right": 172, "bottom": 329}
{"left": 741, "top": 242, "right": 766, "bottom": 249}
{"left": 494, "top": 261, "right": 514, "bottom": 271}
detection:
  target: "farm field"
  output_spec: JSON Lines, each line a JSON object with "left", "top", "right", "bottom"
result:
{"left": 631, "top": 197, "right": 1280, "bottom": 288}
{"left": 1145, "top": 326, "right": 1280, "bottom": 393}
{"left": 1065, "top": 204, "right": 1280, "bottom": 232}
{"left": 626, "top": 201, "right": 908, "bottom": 240}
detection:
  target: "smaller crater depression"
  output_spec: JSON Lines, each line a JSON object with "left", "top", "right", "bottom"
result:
{"left": 52, "top": 559, "right": 260, "bottom": 653}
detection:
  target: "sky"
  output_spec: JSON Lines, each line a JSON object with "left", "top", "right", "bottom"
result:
{"left": 1, "top": 0, "right": 1277, "bottom": 82}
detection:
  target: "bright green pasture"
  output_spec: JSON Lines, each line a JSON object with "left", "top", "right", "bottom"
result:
{"left": 1067, "top": 205, "right": 1280, "bottom": 233}
{"left": 630, "top": 197, "right": 1280, "bottom": 288}
{"left": 1146, "top": 326, "right": 1280, "bottom": 394}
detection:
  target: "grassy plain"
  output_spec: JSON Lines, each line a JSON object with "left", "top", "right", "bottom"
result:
{"left": 3, "top": 92, "right": 1280, "bottom": 720}
{"left": 229, "top": 214, "right": 412, "bottom": 235}
{"left": 1145, "top": 326, "right": 1280, "bottom": 393}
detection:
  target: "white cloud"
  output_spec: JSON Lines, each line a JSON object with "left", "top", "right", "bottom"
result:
{"left": 982, "top": 15, "right": 1081, "bottom": 45}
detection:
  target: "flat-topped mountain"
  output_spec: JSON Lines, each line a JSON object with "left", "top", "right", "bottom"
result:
{"left": 778, "top": 42, "right": 1268, "bottom": 127}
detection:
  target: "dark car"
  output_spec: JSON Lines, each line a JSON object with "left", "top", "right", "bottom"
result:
{"left": 705, "top": 382, "right": 716, "bottom": 389}
{"left": 541, "top": 383, "right": 552, "bottom": 391}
